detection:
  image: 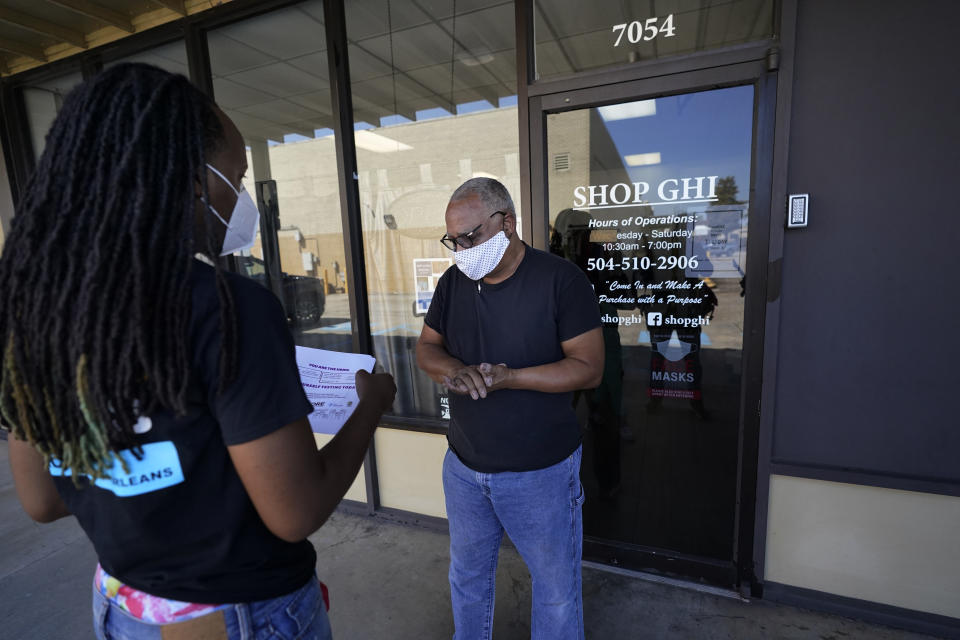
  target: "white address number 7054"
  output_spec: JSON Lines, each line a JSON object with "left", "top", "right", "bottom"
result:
{"left": 612, "top": 15, "right": 676, "bottom": 46}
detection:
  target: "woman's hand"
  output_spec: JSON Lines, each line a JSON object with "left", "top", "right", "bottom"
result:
{"left": 355, "top": 369, "right": 397, "bottom": 412}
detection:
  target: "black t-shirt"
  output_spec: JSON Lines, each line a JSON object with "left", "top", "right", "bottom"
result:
{"left": 52, "top": 260, "right": 316, "bottom": 603}
{"left": 425, "top": 243, "right": 601, "bottom": 472}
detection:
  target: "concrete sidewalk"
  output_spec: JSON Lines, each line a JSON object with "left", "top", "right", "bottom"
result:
{"left": 0, "top": 440, "right": 938, "bottom": 639}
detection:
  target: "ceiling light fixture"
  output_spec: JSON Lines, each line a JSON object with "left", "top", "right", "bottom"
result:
{"left": 598, "top": 100, "right": 657, "bottom": 121}
{"left": 354, "top": 130, "right": 413, "bottom": 153}
{"left": 624, "top": 152, "right": 662, "bottom": 166}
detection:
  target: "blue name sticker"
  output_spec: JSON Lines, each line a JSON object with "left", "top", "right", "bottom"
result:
{"left": 49, "top": 441, "right": 185, "bottom": 497}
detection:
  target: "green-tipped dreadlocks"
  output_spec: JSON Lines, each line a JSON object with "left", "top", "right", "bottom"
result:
{"left": 0, "top": 63, "right": 238, "bottom": 480}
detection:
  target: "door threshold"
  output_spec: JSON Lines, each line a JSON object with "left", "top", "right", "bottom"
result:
{"left": 581, "top": 560, "right": 748, "bottom": 602}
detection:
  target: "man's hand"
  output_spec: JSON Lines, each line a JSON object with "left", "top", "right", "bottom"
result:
{"left": 477, "top": 362, "right": 511, "bottom": 391}
{"left": 442, "top": 365, "right": 490, "bottom": 400}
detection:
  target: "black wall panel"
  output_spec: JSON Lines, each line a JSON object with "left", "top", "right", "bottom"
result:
{"left": 772, "top": 0, "right": 960, "bottom": 482}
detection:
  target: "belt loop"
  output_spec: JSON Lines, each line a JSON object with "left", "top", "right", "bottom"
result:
{"left": 236, "top": 603, "right": 252, "bottom": 640}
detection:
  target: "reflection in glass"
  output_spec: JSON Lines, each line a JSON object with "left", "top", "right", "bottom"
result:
{"left": 346, "top": 0, "right": 519, "bottom": 420}
{"left": 534, "top": 0, "right": 774, "bottom": 80}
{"left": 105, "top": 40, "right": 189, "bottom": 77}
{"left": 209, "top": 1, "right": 351, "bottom": 351}
{"left": 22, "top": 71, "right": 83, "bottom": 161}
{"left": 0, "top": 137, "right": 10, "bottom": 254}
{"left": 547, "top": 86, "right": 753, "bottom": 561}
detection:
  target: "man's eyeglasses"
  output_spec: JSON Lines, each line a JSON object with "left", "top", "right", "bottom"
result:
{"left": 440, "top": 211, "right": 505, "bottom": 251}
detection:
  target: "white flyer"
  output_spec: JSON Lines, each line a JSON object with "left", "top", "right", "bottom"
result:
{"left": 295, "top": 345, "right": 376, "bottom": 435}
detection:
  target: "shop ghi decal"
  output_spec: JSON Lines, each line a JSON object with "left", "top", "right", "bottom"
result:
{"left": 573, "top": 176, "right": 719, "bottom": 210}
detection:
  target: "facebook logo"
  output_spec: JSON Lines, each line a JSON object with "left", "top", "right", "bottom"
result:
{"left": 647, "top": 312, "right": 663, "bottom": 327}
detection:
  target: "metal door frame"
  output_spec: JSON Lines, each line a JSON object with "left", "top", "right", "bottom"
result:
{"left": 526, "top": 56, "right": 778, "bottom": 590}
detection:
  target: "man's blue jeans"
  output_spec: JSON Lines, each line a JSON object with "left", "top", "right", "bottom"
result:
{"left": 442, "top": 446, "right": 585, "bottom": 640}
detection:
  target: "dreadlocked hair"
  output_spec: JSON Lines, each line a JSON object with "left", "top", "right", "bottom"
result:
{"left": 0, "top": 63, "right": 239, "bottom": 481}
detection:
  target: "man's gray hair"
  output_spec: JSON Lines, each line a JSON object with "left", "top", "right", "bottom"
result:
{"left": 449, "top": 177, "right": 515, "bottom": 215}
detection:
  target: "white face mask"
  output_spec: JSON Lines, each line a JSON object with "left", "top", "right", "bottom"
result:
{"left": 454, "top": 230, "right": 510, "bottom": 281}
{"left": 654, "top": 331, "right": 696, "bottom": 362}
{"left": 205, "top": 163, "right": 260, "bottom": 256}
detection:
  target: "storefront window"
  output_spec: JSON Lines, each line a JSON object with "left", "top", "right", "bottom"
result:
{"left": 346, "top": 0, "right": 519, "bottom": 421}
{"left": 534, "top": 0, "right": 775, "bottom": 80}
{"left": 22, "top": 71, "right": 83, "bottom": 160}
{"left": 209, "top": 0, "right": 350, "bottom": 351}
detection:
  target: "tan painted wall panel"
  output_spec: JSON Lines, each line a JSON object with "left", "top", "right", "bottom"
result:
{"left": 313, "top": 433, "right": 367, "bottom": 504}
{"left": 765, "top": 474, "right": 960, "bottom": 618}
{"left": 374, "top": 428, "right": 448, "bottom": 519}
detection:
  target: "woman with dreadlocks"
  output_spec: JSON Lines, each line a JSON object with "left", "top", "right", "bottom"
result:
{"left": 0, "top": 63, "right": 395, "bottom": 639}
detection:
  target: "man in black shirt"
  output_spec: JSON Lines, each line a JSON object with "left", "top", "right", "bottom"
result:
{"left": 417, "top": 178, "right": 603, "bottom": 639}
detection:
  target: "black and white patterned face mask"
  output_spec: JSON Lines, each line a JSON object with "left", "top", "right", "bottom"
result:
{"left": 454, "top": 231, "right": 510, "bottom": 281}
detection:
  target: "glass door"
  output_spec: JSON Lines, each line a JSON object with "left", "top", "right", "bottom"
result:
{"left": 544, "top": 85, "right": 756, "bottom": 569}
